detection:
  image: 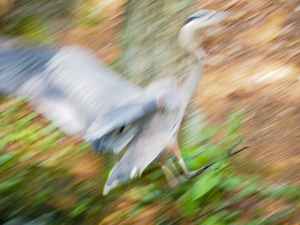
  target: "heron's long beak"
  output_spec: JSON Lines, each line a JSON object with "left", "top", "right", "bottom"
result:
{"left": 179, "top": 9, "right": 244, "bottom": 53}
{"left": 197, "top": 11, "right": 245, "bottom": 28}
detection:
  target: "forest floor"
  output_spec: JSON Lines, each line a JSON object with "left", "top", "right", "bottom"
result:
{"left": 57, "top": 0, "right": 300, "bottom": 223}
{"left": 1, "top": 0, "right": 300, "bottom": 223}
{"left": 60, "top": 0, "right": 300, "bottom": 185}
{"left": 197, "top": 0, "right": 300, "bottom": 187}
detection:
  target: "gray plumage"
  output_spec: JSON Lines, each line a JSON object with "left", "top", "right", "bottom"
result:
{"left": 0, "top": 10, "right": 241, "bottom": 195}
{"left": 0, "top": 48, "right": 55, "bottom": 94}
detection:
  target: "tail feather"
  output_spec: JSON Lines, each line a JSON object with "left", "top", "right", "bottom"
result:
{"left": 103, "top": 160, "right": 138, "bottom": 195}
{"left": 103, "top": 131, "right": 142, "bottom": 195}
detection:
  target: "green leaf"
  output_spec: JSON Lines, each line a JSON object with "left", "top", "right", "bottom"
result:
{"left": 200, "top": 214, "right": 227, "bottom": 225}
{"left": 225, "top": 109, "right": 245, "bottom": 135}
{"left": 222, "top": 210, "right": 240, "bottom": 221}
{"left": 69, "top": 200, "right": 91, "bottom": 217}
{"left": 86, "top": 206, "right": 101, "bottom": 218}
{"left": 0, "top": 152, "right": 15, "bottom": 165}
{"left": 0, "top": 178, "right": 24, "bottom": 191}
{"left": 222, "top": 176, "right": 244, "bottom": 191}
{"left": 141, "top": 190, "right": 161, "bottom": 203}
{"left": 15, "top": 113, "right": 37, "bottom": 127}
{"left": 19, "top": 151, "right": 38, "bottom": 162}
{"left": 246, "top": 220, "right": 261, "bottom": 225}
{"left": 198, "top": 125, "right": 220, "bottom": 140}
{"left": 234, "top": 183, "right": 258, "bottom": 200}
{"left": 31, "top": 189, "right": 53, "bottom": 206}
{"left": 258, "top": 206, "right": 294, "bottom": 224}
{"left": 192, "top": 172, "right": 221, "bottom": 201}
{"left": 177, "top": 190, "right": 198, "bottom": 214}
{"left": 213, "top": 201, "right": 233, "bottom": 212}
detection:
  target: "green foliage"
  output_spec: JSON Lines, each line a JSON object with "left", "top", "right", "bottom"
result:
{"left": 71, "top": 0, "right": 104, "bottom": 26}
{"left": 4, "top": 14, "right": 57, "bottom": 44}
{"left": 170, "top": 108, "right": 299, "bottom": 224}
{"left": 0, "top": 0, "right": 104, "bottom": 45}
{"left": 0, "top": 98, "right": 299, "bottom": 224}
{"left": 171, "top": 114, "right": 245, "bottom": 223}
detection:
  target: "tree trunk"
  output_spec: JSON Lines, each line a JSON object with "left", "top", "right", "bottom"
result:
{"left": 121, "top": 0, "right": 206, "bottom": 146}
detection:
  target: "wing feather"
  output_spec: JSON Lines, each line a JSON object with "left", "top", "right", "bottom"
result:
{"left": 103, "top": 108, "right": 180, "bottom": 195}
{"left": 0, "top": 46, "right": 142, "bottom": 136}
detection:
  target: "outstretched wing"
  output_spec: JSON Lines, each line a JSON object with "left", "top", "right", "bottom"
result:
{"left": 85, "top": 98, "right": 160, "bottom": 140}
{"left": 92, "top": 122, "right": 138, "bottom": 154}
{"left": 0, "top": 48, "right": 55, "bottom": 95}
{"left": 0, "top": 46, "right": 142, "bottom": 136}
{"left": 85, "top": 76, "right": 178, "bottom": 153}
{"left": 103, "top": 107, "right": 180, "bottom": 195}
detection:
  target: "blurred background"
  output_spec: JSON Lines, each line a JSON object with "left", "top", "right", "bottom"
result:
{"left": 0, "top": 0, "right": 300, "bottom": 224}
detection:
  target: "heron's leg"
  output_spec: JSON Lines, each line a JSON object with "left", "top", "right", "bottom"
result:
{"left": 158, "top": 154, "right": 180, "bottom": 188}
{"left": 168, "top": 139, "right": 248, "bottom": 179}
{"left": 168, "top": 140, "right": 204, "bottom": 179}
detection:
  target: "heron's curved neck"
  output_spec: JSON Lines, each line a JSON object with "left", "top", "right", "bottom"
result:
{"left": 178, "top": 22, "right": 206, "bottom": 105}
{"left": 178, "top": 21, "right": 201, "bottom": 54}
{"left": 179, "top": 48, "right": 205, "bottom": 105}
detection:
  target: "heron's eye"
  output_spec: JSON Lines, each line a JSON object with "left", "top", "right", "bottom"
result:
{"left": 119, "top": 125, "right": 125, "bottom": 133}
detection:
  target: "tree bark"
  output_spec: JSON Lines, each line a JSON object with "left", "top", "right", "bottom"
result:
{"left": 121, "top": 0, "right": 195, "bottom": 85}
{"left": 121, "top": 0, "right": 206, "bottom": 146}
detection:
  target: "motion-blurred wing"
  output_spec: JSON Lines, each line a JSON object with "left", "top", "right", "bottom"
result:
{"left": 0, "top": 48, "right": 55, "bottom": 95}
{"left": 85, "top": 76, "right": 178, "bottom": 153}
{"left": 0, "top": 46, "right": 142, "bottom": 136}
{"left": 103, "top": 109, "right": 179, "bottom": 195}
{"left": 85, "top": 98, "right": 160, "bottom": 141}
{"left": 92, "top": 122, "right": 138, "bottom": 154}
{"left": 0, "top": 48, "right": 87, "bottom": 134}
{"left": 85, "top": 76, "right": 177, "bottom": 139}
{"left": 33, "top": 97, "right": 88, "bottom": 135}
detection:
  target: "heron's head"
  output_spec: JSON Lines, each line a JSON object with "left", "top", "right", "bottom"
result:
{"left": 179, "top": 9, "right": 244, "bottom": 53}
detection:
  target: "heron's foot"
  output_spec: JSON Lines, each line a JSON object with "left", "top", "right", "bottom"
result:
{"left": 184, "top": 163, "right": 212, "bottom": 179}
{"left": 225, "top": 137, "right": 249, "bottom": 157}
{"left": 182, "top": 138, "right": 248, "bottom": 179}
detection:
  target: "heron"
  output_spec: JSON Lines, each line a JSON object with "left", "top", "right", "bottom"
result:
{"left": 0, "top": 9, "right": 245, "bottom": 195}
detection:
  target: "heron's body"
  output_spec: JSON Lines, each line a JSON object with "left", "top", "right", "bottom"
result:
{"left": 0, "top": 46, "right": 176, "bottom": 148}
{"left": 0, "top": 10, "right": 243, "bottom": 195}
